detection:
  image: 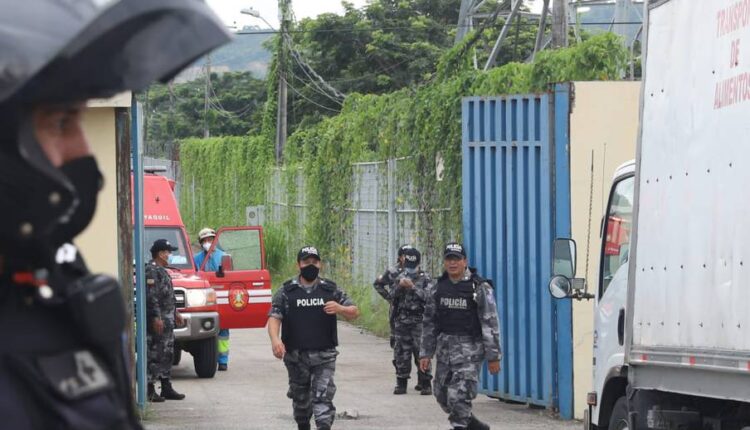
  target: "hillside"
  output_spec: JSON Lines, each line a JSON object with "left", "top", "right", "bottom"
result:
{"left": 176, "top": 30, "right": 273, "bottom": 82}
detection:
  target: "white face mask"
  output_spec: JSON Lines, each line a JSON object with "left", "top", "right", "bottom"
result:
{"left": 202, "top": 241, "right": 212, "bottom": 252}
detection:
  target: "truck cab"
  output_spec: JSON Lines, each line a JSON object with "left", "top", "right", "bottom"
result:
{"left": 550, "top": 161, "right": 634, "bottom": 429}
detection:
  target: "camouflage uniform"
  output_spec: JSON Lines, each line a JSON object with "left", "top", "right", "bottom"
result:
{"left": 373, "top": 265, "right": 402, "bottom": 347}
{"left": 421, "top": 268, "right": 501, "bottom": 429}
{"left": 269, "top": 277, "right": 355, "bottom": 430}
{"left": 391, "top": 270, "right": 432, "bottom": 382}
{"left": 145, "top": 260, "right": 177, "bottom": 383}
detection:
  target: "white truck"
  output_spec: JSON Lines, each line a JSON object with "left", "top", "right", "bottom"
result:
{"left": 549, "top": 1, "right": 750, "bottom": 429}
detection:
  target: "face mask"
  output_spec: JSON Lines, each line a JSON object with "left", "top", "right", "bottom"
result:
{"left": 202, "top": 241, "right": 212, "bottom": 252}
{"left": 405, "top": 267, "right": 418, "bottom": 275}
{"left": 300, "top": 264, "right": 320, "bottom": 282}
{"left": 56, "top": 156, "right": 103, "bottom": 242}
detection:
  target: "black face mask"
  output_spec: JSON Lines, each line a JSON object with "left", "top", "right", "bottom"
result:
{"left": 300, "top": 264, "right": 320, "bottom": 282}
{"left": 55, "top": 156, "right": 103, "bottom": 243}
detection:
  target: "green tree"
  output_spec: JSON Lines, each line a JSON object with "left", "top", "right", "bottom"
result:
{"left": 142, "top": 71, "right": 268, "bottom": 158}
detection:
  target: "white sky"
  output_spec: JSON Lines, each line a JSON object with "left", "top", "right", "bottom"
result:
{"left": 206, "top": 0, "right": 546, "bottom": 29}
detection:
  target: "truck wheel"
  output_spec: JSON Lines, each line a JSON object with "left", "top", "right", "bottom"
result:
{"left": 192, "top": 337, "right": 217, "bottom": 378}
{"left": 608, "top": 397, "right": 629, "bottom": 430}
{"left": 172, "top": 346, "right": 182, "bottom": 366}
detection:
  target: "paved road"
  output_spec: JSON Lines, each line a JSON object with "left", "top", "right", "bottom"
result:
{"left": 145, "top": 323, "right": 579, "bottom": 430}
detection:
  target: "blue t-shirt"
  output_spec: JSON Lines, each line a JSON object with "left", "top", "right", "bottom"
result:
{"left": 194, "top": 248, "right": 225, "bottom": 272}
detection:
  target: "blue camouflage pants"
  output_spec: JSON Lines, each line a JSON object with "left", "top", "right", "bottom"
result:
{"left": 284, "top": 349, "right": 338, "bottom": 429}
{"left": 434, "top": 359, "right": 481, "bottom": 428}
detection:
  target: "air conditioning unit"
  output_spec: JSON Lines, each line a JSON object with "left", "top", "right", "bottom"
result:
{"left": 246, "top": 206, "right": 265, "bottom": 226}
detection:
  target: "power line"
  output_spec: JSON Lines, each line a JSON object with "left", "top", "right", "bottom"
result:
{"left": 285, "top": 78, "right": 341, "bottom": 113}
{"left": 283, "top": 34, "right": 346, "bottom": 100}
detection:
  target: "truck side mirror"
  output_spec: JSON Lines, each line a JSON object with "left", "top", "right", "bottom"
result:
{"left": 552, "top": 238, "right": 577, "bottom": 278}
{"left": 549, "top": 275, "right": 573, "bottom": 299}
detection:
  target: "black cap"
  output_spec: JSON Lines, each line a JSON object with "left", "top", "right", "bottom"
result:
{"left": 297, "top": 246, "right": 321, "bottom": 262}
{"left": 150, "top": 239, "right": 178, "bottom": 254}
{"left": 402, "top": 247, "right": 421, "bottom": 268}
{"left": 443, "top": 242, "right": 466, "bottom": 259}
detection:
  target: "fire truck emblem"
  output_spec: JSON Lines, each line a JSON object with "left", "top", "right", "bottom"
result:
{"left": 229, "top": 288, "right": 248, "bottom": 311}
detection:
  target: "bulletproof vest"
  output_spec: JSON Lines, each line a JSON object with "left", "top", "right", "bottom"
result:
{"left": 435, "top": 277, "right": 481, "bottom": 337}
{"left": 282, "top": 281, "right": 338, "bottom": 351}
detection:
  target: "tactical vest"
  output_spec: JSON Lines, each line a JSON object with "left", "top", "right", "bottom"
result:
{"left": 282, "top": 281, "right": 338, "bottom": 351}
{"left": 435, "top": 277, "right": 481, "bottom": 337}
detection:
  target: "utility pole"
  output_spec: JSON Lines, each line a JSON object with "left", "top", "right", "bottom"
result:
{"left": 204, "top": 53, "right": 211, "bottom": 138}
{"left": 276, "top": 0, "right": 290, "bottom": 164}
{"left": 551, "top": 0, "right": 568, "bottom": 48}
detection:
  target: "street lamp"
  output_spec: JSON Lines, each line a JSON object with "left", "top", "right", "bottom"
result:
{"left": 240, "top": 7, "right": 276, "bottom": 30}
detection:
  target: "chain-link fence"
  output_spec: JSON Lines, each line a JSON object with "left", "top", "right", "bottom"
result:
{"left": 267, "top": 159, "right": 453, "bottom": 284}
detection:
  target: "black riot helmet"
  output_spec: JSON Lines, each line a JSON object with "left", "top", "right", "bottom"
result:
{"left": 0, "top": 0, "right": 230, "bottom": 259}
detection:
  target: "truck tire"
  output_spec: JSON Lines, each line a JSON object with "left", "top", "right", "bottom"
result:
{"left": 172, "top": 346, "right": 182, "bottom": 366}
{"left": 608, "top": 397, "right": 629, "bottom": 430}
{"left": 192, "top": 337, "right": 217, "bottom": 378}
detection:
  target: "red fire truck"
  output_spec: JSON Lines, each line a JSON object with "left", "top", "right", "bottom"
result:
{"left": 137, "top": 169, "right": 271, "bottom": 378}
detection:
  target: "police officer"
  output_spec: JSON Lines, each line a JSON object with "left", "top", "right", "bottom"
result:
{"left": 0, "top": 1, "right": 228, "bottom": 428}
{"left": 388, "top": 246, "right": 433, "bottom": 395}
{"left": 268, "top": 246, "right": 360, "bottom": 430}
{"left": 373, "top": 244, "right": 411, "bottom": 350}
{"left": 146, "top": 239, "right": 185, "bottom": 402}
{"left": 420, "top": 243, "right": 502, "bottom": 430}
{"left": 193, "top": 227, "right": 230, "bottom": 371}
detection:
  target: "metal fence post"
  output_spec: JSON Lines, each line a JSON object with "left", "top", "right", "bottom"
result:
{"left": 387, "top": 158, "right": 397, "bottom": 265}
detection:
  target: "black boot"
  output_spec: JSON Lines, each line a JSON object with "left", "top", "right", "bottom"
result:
{"left": 147, "top": 383, "right": 165, "bottom": 403}
{"left": 419, "top": 378, "right": 432, "bottom": 396}
{"left": 468, "top": 415, "right": 490, "bottom": 430}
{"left": 297, "top": 423, "right": 310, "bottom": 430}
{"left": 160, "top": 378, "right": 186, "bottom": 400}
{"left": 393, "top": 377, "right": 408, "bottom": 395}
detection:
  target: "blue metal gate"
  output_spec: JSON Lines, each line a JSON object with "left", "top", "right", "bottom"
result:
{"left": 461, "top": 84, "right": 573, "bottom": 419}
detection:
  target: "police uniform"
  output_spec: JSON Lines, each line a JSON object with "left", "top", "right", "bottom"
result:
{"left": 145, "top": 260, "right": 177, "bottom": 384}
{"left": 421, "top": 263, "right": 501, "bottom": 430}
{"left": 0, "top": 1, "right": 228, "bottom": 427}
{"left": 269, "top": 277, "right": 355, "bottom": 430}
{"left": 388, "top": 247, "right": 433, "bottom": 394}
{"left": 373, "top": 264, "right": 401, "bottom": 347}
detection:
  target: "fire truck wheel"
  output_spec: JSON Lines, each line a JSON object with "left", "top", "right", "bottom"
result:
{"left": 172, "top": 346, "right": 182, "bottom": 366}
{"left": 193, "top": 337, "right": 218, "bottom": 378}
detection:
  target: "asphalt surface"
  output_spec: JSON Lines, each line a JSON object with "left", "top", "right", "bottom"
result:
{"left": 145, "top": 323, "right": 580, "bottom": 430}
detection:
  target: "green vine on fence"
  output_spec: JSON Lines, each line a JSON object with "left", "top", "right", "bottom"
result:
{"left": 180, "top": 32, "right": 628, "bottom": 278}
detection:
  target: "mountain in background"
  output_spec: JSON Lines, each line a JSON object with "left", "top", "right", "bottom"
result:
{"left": 176, "top": 29, "right": 273, "bottom": 82}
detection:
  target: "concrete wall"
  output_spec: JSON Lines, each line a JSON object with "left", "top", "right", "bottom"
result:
{"left": 76, "top": 93, "right": 130, "bottom": 277}
{"left": 569, "top": 81, "right": 640, "bottom": 419}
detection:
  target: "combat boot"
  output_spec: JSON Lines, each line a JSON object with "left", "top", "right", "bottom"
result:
{"left": 393, "top": 377, "right": 408, "bottom": 395}
{"left": 419, "top": 380, "right": 432, "bottom": 396}
{"left": 160, "top": 378, "right": 186, "bottom": 400}
{"left": 147, "top": 383, "right": 165, "bottom": 403}
{"left": 417, "top": 374, "right": 432, "bottom": 395}
{"left": 467, "top": 415, "right": 490, "bottom": 430}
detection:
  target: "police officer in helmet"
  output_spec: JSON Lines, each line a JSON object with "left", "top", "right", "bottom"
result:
{"left": 268, "top": 246, "right": 360, "bottom": 430}
{"left": 0, "top": 1, "right": 229, "bottom": 428}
